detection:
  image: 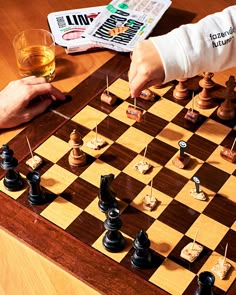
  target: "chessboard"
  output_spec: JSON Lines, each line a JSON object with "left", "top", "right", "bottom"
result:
{"left": 0, "top": 53, "right": 235, "bottom": 295}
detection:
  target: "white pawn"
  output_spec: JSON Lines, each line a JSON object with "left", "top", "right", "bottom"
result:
{"left": 68, "top": 129, "right": 86, "bottom": 166}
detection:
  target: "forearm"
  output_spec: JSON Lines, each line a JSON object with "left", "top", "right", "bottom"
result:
{"left": 150, "top": 5, "right": 236, "bottom": 83}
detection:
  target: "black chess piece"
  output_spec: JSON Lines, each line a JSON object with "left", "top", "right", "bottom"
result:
{"left": 194, "top": 271, "right": 215, "bottom": 295}
{"left": 0, "top": 144, "right": 24, "bottom": 191}
{"left": 98, "top": 174, "right": 117, "bottom": 213}
{"left": 102, "top": 208, "right": 125, "bottom": 252}
{"left": 131, "top": 230, "right": 153, "bottom": 269}
{"left": 27, "top": 171, "right": 46, "bottom": 205}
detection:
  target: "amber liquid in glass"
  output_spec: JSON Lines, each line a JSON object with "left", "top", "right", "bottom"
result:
{"left": 17, "top": 45, "right": 55, "bottom": 81}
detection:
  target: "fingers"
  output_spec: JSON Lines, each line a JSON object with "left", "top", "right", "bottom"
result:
{"left": 129, "top": 62, "right": 151, "bottom": 98}
{"left": 24, "top": 82, "right": 66, "bottom": 103}
{"left": 23, "top": 97, "right": 52, "bottom": 122}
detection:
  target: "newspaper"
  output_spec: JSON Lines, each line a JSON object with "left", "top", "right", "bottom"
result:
{"left": 47, "top": 6, "right": 105, "bottom": 53}
{"left": 83, "top": 0, "right": 172, "bottom": 52}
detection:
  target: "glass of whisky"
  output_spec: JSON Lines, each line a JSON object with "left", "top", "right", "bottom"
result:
{"left": 13, "top": 29, "right": 55, "bottom": 82}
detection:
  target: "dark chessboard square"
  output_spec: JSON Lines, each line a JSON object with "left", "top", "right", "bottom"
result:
{"left": 168, "top": 235, "right": 212, "bottom": 274}
{"left": 121, "top": 205, "right": 155, "bottom": 239}
{"left": 172, "top": 108, "right": 207, "bottom": 133}
{"left": 97, "top": 116, "right": 129, "bottom": 141}
{"left": 203, "top": 194, "right": 236, "bottom": 228}
{"left": 145, "top": 138, "right": 177, "bottom": 166}
{"left": 210, "top": 107, "right": 236, "bottom": 128}
{"left": 57, "top": 152, "right": 96, "bottom": 177}
{"left": 133, "top": 112, "right": 169, "bottom": 137}
{"left": 187, "top": 134, "right": 218, "bottom": 161}
{"left": 162, "top": 87, "right": 190, "bottom": 107}
{"left": 158, "top": 199, "right": 200, "bottom": 234}
{"left": 60, "top": 177, "right": 98, "bottom": 209}
{"left": 221, "top": 129, "right": 236, "bottom": 147}
{"left": 112, "top": 172, "right": 145, "bottom": 203}
{"left": 120, "top": 248, "right": 165, "bottom": 281}
{"left": 99, "top": 142, "right": 137, "bottom": 171}
{"left": 55, "top": 120, "right": 90, "bottom": 142}
{"left": 194, "top": 163, "right": 230, "bottom": 192}
{"left": 215, "top": 229, "right": 236, "bottom": 262}
{"left": 66, "top": 211, "right": 104, "bottom": 245}
{"left": 89, "top": 93, "right": 123, "bottom": 115}
{"left": 152, "top": 167, "right": 189, "bottom": 198}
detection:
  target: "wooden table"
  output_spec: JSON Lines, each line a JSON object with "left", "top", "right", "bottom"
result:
{"left": 0, "top": 1, "right": 235, "bottom": 294}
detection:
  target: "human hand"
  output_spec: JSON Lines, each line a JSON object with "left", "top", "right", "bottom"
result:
{"left": 0, "top": 76, "right": 66, "bottom": 129}
{"left": 128, "top": 39, "right": 165, "bottom": 98}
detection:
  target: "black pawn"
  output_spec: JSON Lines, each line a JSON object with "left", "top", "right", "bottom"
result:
{"left": 0, "top": 144, "right": 24, "bottom": 191}
{"left": 131, "top": 230, "right": 153, "bottom": 269}
{"left": 27, "top": 171, "right": 46, "bottom": 205}
{"left": 194, "top": 271, "right": 215, "bottom": 295}
{"left": 98, "top": 174, "right": 117, "bottom": 213}
{"left": 102, "top": 208, "right": 125, "bottom": 252}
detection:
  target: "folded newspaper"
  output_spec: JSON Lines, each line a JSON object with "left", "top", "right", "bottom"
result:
{"left": 48, "top": 0, "right": 171, "bottom": 54}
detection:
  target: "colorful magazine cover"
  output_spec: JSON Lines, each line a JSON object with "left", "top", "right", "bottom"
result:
{"left": 83, "top": 0, "right": 172, "bottom": 52}
{"left": 47, "top": 6, "right": 105, "bottom": 53}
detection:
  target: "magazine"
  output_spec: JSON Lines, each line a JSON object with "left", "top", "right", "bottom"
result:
{"left": 83, "top": 0, "right": 172, "bottom": 52}
{"left": 47, "top": 6, "right": 105, "bottom": 53}
{"left": 48, "top": 0, "right": 171, "bottom": 54}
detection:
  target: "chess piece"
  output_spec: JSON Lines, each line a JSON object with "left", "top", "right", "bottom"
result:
{"left": 87, "top": 123, "right": 107, "bottom": 150}
{"left": 196, "top": 72, "right": 215, "bottom": 109}
{"left": 126, "top": 105, "right": 143, "bottom": 122}
{"left": 131, "top": 230, "right": 153, "bottom": 269}
{"left": 68, "top": 129, "right": 86, "bottom": 166}
{"left": 98, "top": 174, "right": 117, "bottom": 213}
{"left": 194, "top": 271, "right": 215, "bottom": 295}
{"left": 211, "top": 243, "right": 231, "bottom": 280}
{"left": 185, "top": 92, "right": 200, "bottom": 123}
{"left": 102, "top": 208, "right": 125, "bottom": 252}
{"left": 190, "top": 176, "right": 206, "bottom": 201}
{"left": 139, "top": 89, "right": 156, "bottom": 101}
{"left": 220, "top": 146, "right": 236, "bottom": 163}
{"left": 101, "top": 75, "right": 117, "bottom": 105}
{"left": 0, "top": 144, "right": 24, "bottom": 191}
{"left": 101, "top": 90, "right": 117, "bottom": 106}
{"left": 185, "top": 109, "right": 200, "bottom": 123}
{"left": 27, "top": 171, "right": 46, "bottom": 205}
{"left": 25, "top": 136, "right": 43, "bottom": 170}
{"left": 173, "top": 78, "right": 189, "bottom": 100}
{"left": 134, "top": 145, "right": 152, "bottom": 174}
{"left": 217, "top": 75, "right": 236, "bottom": 120}
{"left": 172, "top": 140, "right": 190, "bottom": 168}
{"left": 212, "top": 257, "right": 231, "bottom": 280}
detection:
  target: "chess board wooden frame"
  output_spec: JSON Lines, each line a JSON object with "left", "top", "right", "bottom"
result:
{"left": 0, "top": 53, "right": 235, "bottom": 295}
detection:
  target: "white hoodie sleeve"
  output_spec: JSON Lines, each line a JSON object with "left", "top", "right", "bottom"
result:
{"left": 150, "top": 5, "right": 236, "bottom": 83}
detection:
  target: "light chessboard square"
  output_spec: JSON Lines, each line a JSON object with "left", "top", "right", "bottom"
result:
{"left": 72, "top": 105, "right": 107, "bottom": 129}
{"left": 109, "top": 78, "right": 130, "bottom": 100}
{"left": 35, "top": 135, "right": 70, "bottom": 163}
{"left": 40, "top": 196, "right": 82, "bottom": 229}
{"left": 149, "top": 258, "right": 195, "bottom": 295}
{"left": 186, "top": 214, "right": 229, "bottom": 250}
{"left": 41, "top": 164, "right": 77, "bottom": 195}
